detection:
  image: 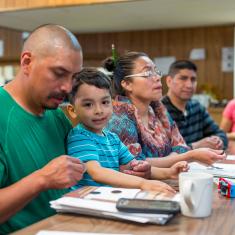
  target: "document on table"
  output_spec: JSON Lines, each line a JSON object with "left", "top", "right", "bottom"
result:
{"left": 189, "top": 162, "right": 235, "bottom": 178}
{"left": 50, "top": 186, "right": 177, "bottom": 225}
{"left": 226, "top": 155, "right": 235, "bottom": 160}
{"left": 36, "top": 231, "right": 132, "bottom": 235}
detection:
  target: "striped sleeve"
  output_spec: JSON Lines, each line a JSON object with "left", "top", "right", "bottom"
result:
{"left": 67, "top": 128, "right": 99, "bottom": 162}
{"left": 118, "top": 138, "right": 134, "bottom": 165}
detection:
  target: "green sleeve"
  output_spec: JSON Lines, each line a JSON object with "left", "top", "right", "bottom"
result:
{"left": 0, "top": 144, "right": 7, "bottom": 187}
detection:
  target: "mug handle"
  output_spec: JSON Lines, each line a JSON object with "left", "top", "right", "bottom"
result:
{"left": 183, "top": 180, "right": 195, "bottom": 210}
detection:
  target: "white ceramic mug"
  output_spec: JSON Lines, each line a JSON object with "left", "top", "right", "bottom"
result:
{"left": 179, "top": 172, "right": 213, "bottom": 218}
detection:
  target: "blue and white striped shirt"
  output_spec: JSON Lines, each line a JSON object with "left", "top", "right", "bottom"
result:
{"left": 67, "top": 124, "right": 134, "bottom": 189}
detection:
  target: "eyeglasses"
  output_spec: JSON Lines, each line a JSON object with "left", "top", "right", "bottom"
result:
{"left": 124, "top": 67, "right": 163, "bottom": 79}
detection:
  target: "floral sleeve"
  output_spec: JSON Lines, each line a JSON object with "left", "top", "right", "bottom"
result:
{"left": 107, "top": 112, "right": 147, "bottom": 160}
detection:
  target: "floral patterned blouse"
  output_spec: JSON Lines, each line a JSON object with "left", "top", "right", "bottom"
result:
{"left": 106, "top": 96, "right": 189, "bottom": 160}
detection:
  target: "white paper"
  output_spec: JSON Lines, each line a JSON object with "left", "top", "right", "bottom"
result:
{"left": 189, "top": 162, "right": 235, "bottom": 178}
{"left": 52, "top": 197, "right": 118, "bottom": 213}
{"left": 0, "top": 40, "right": 4, "bottom": 57}
{"left": 36, "top": 231, "right": 132, "bottom": 235}
{"left": 189, "top": 48, "right": 206, "bottom": 60}
{"left": 153, "top": 56, "right": 176, "bottom": 75}
{"left": 226, "top": 155, "right": 235, "bottom": 160}
{"left": 50, "top": 189, "right": 174, "bottom": 225}
{"left": 84, "top": 187, "right": 141, "bottom": 202}
{"left": 3, "top": 65, "right": 14, "bottom": 80}
{"left": 221, "top": 47, "right": 234, "bottom": 72}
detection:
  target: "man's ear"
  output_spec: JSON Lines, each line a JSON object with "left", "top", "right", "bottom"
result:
{"left": 121, "top": 79, "right": 133, "bottom": 93}
{"left": 21, "top": 52, "right": 32, "bottom": 76}
{"left": 67, "top": 104, "right": 78, "bottom": 119}
{"left": 165, "top": 75, "right": 173, "bottom": 88}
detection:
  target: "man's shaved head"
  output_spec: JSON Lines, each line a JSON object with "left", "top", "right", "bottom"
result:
{"left": 23, "top": 24, "right": 82, "bottom": 58}
{"left": 12, "top": 24, "right": 83, "bottom": 115}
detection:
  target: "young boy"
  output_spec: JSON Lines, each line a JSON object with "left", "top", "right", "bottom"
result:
{"left": 67, "top": 68, "right": 188, "bottom": 193}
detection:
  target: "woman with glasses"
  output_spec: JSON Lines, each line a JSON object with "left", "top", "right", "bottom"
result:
{"left": 104, "top": 51, "right": 225, "bottom": 168}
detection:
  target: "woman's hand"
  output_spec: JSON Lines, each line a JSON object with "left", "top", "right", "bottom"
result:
{"left": 120, "top": 160, "right": 151, "bottom": 179}
{"left": 190, "top": 148, "right": 226, "bottom": 165}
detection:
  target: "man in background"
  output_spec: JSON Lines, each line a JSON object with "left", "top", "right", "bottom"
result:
{"left": 162, "top": 60, "right": 227, "bottom": 150}
{"left": 0, "top": 24, "right": 85, "bottom": 234}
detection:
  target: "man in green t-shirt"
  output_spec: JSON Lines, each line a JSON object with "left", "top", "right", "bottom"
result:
{"left": 0, "top": 24, "right": 85, "bottom": 234}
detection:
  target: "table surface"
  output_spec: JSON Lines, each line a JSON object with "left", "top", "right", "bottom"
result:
{"left": 12, "top": 182, "right": 235, "bottom": 235}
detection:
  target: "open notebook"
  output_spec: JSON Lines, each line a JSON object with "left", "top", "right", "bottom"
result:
{"left": 50, "top": 186, "right": 180, "bottom": 225}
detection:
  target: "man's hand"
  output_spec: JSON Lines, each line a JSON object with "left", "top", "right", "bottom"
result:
{"left": 169, "top": 161, "right": 189, "bottom": 179}
{"left": 191, "top": 136, "right": 224, "bottom": 150}
{"left": 36, "top": 155, "right": 86, "bottom": 190}
{"left": 190, "top": 148, "right": 226, "bottom": 165}
{"left": 120, "top": 160, "right": 151, "bottom": 179}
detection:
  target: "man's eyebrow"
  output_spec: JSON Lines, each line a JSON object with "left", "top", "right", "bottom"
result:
{"left": 53, "top": 66, "right": 70, "bottom": 73}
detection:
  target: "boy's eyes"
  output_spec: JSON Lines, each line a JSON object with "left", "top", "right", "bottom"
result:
{"left": 81, "top": 100, "right": 111, "bottom": 107}
{"left": 102, "top": 100, "right": 111, "bottom": 105}
{"left": 83, "top": 102, "right": 93, "bottom": 107}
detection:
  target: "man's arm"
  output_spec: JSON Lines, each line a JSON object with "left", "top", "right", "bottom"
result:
{"left": 0, "top": 155, "right": 85, "bottom": 223}
{"left": 200, "top": 108, "right": 228, "bottom": 149}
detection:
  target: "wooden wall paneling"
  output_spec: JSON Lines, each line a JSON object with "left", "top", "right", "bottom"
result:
{"left": 0, "top": 0, "right": 129, "bottom": 11}
{"left": 76, "top": 25, "right": 233, "bottom": 100}
{"left": 0, "top": 27, "right": 22, "bottom": 61}
{"left": 0, "top": 24, "right": 232, "bottom": 100}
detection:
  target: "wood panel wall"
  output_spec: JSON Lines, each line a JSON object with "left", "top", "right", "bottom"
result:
{"left": 0, "top": 27, "right": 23, "bottom": 62}
{"left": 0, "top": 24, "right": 233, "bottom": 100}
{"left": 77, "top": 25, "right": 234, "bottom": 100}
{"left": 0, "top": 0, "right": 129, "bottom": 11}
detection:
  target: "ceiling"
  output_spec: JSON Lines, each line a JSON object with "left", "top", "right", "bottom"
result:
{"left": 0, "top": 0, "right": 235, "bottom": 33}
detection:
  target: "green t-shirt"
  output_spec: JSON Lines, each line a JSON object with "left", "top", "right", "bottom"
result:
{"left": 0, "top": 87, "right": 72, "bottom": 234}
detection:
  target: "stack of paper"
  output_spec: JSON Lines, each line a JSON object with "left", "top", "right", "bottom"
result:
{"left": 50, "top": 186, "right": 179, "bottom": 225}
{"left": 36, "top": 232, "right": 132, "bottom": 235}
{"left": 189, "top": 162, "right": 235, "bottom": 179}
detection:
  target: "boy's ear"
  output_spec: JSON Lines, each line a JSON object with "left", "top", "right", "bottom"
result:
{"left": 67, "top": 104, "right": 78, "bottom": 119}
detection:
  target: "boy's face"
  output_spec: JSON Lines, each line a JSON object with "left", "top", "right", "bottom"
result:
{"left": 70, "top": 83, "right": 113, "bottom": 134}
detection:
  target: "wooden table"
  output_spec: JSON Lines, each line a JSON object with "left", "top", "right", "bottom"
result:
{"left": 12, "top": 185, "right": 235, "bottom": 235}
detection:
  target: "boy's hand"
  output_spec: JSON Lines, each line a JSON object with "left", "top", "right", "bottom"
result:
{"left": 170, "top": 161, "right": 189, "bottom": 179}
{"left": 120, "top": 160, "right": 151, "bottom": 179}
{"left": 141, "top": 179, "right": 176, "bottom": 195}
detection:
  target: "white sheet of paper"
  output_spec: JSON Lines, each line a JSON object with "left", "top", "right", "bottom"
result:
{"left": 52, "top": 197, "right": 118, "bottom": 213}
{"left": 36, "top": 231, "right": 132, "bottom": 235}
{"left": 84, "top": 187, "right": 140, "bottom": 201}
{"left": 0, "top": 40, "right": 4, "bottom": 57}
{"left": 189, "top": 48, "right": 206, "bottom": 60}
{"left": 226, "top": 155, "right": 235, "bottom": 160}
{"left": 189, "top": 162, "right": 235, "bottom": 178}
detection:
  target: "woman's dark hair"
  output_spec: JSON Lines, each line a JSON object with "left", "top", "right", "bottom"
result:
{"left": 103, "top": 51, "right": 148, "bottom": 95}
{"left": 68, "top": 67, "right": 112, "bottom": 104}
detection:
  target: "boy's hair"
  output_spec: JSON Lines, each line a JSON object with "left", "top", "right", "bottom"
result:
{"left": 68, "top": 67, "right": 112, "bottom": 104}
{"left": 168, "top": 60, "right": 197, "bottom": 77}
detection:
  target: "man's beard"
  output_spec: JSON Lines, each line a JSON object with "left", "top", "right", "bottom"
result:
{"left": 43, "top": 92, "right": 68, "bottom": 110}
